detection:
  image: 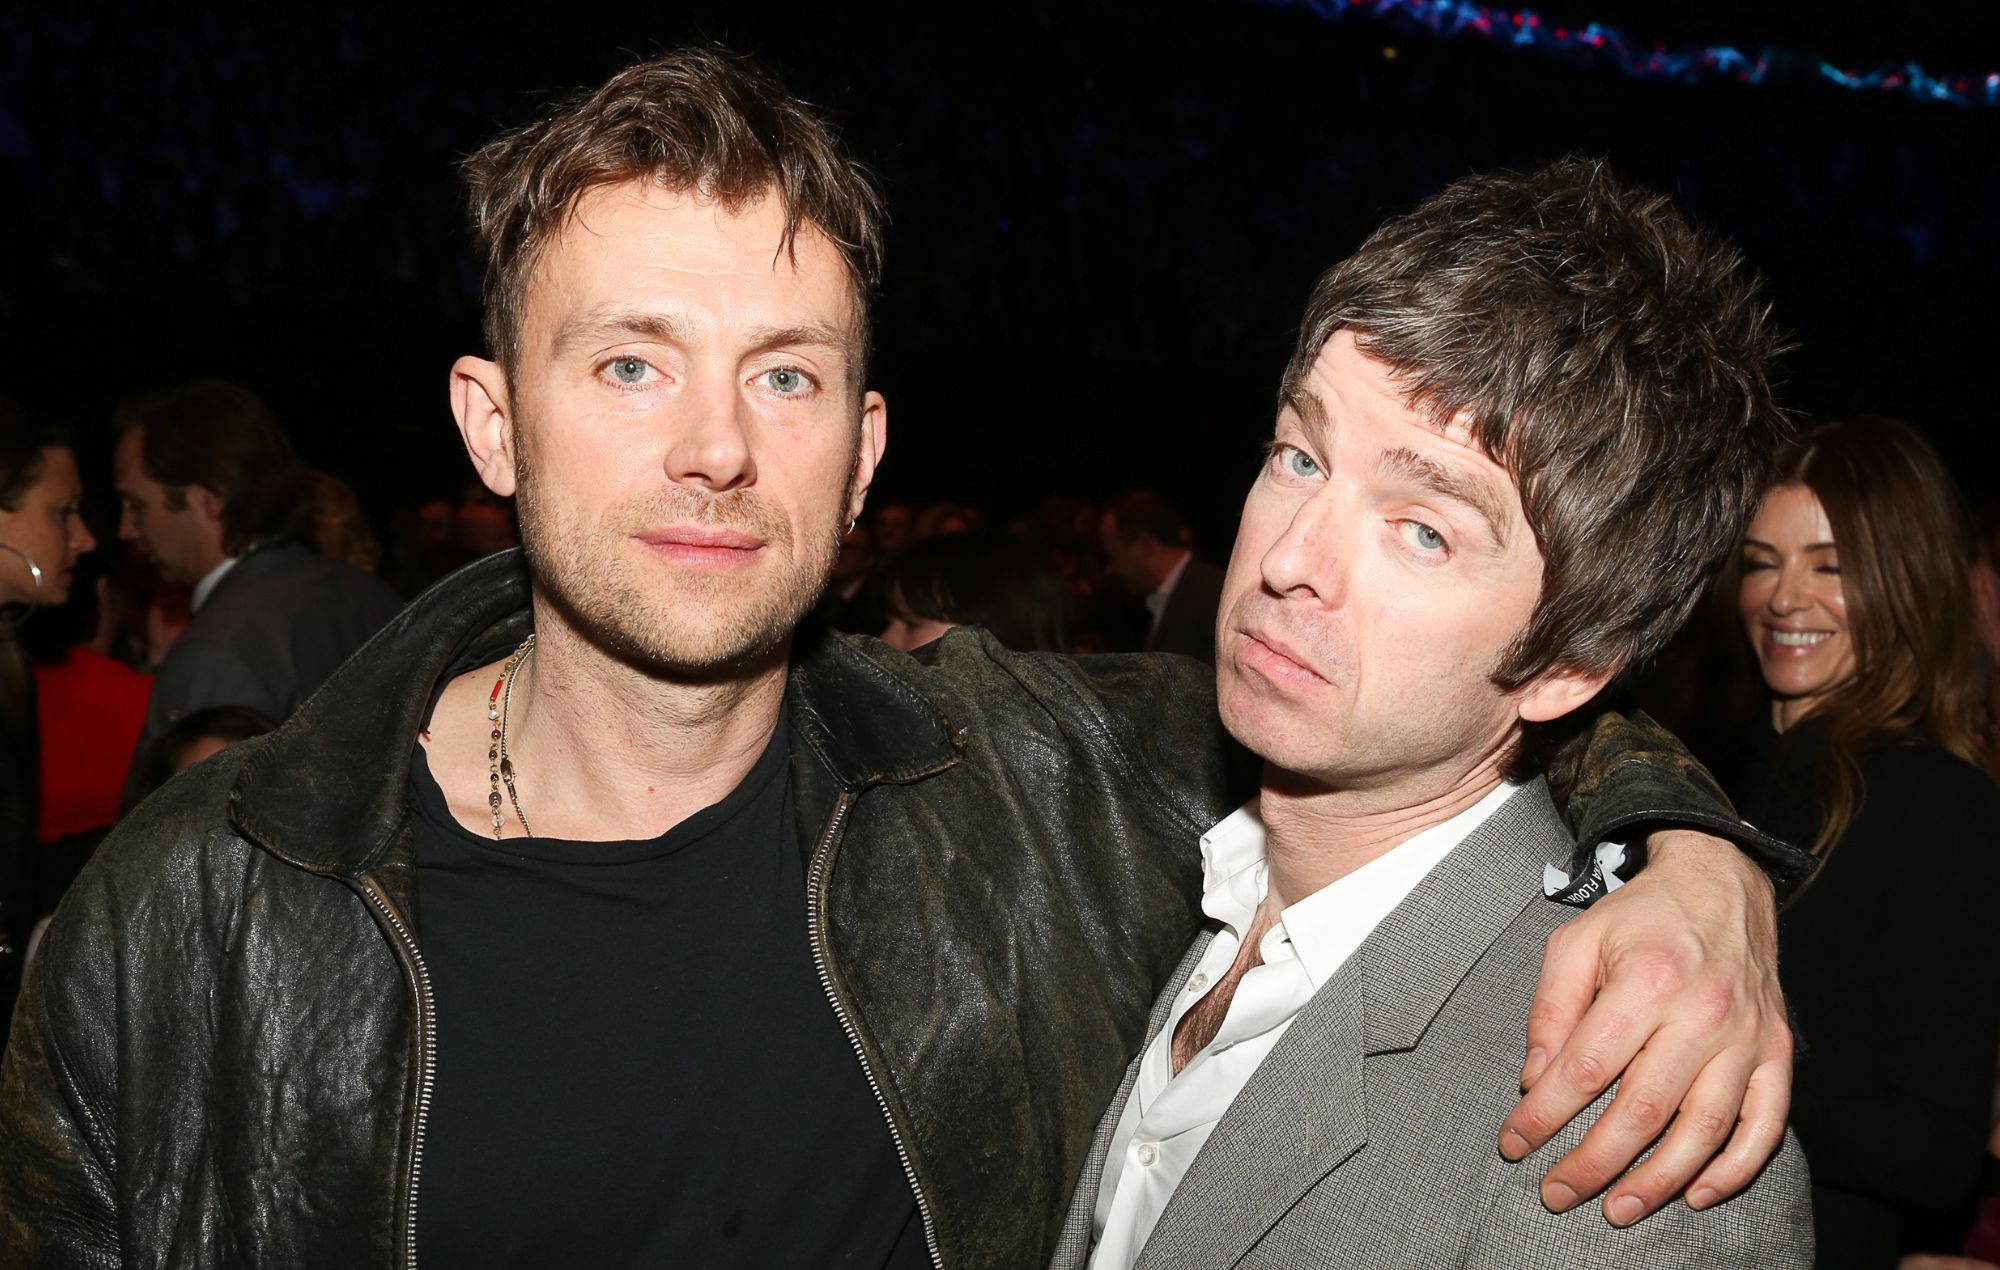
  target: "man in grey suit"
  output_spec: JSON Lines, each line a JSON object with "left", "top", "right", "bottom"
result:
{"left": 112, "top": 380, "right": 402, "bottom": 801}
{"left": 1056, "top": 160, "right": 1814, "bottom": 1268}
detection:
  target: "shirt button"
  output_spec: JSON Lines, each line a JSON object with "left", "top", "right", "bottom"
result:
{"left": 1187, "top": 973, "right": 1209, "bottom": 994}
{"left": 1135, "top": 1142, "right": 1159, "bottom": 1167}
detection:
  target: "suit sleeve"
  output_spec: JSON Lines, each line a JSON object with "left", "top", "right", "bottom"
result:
{"left": 1462, "top": 1121, "right": 1815, "bottom": 1268}
{"left": 0, "top": 899, "right": 123, "bottom": 1268}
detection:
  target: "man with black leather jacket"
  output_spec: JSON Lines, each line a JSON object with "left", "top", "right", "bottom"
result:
{"left": 0, "top": 49, "right": 1811, "bottom": 1270}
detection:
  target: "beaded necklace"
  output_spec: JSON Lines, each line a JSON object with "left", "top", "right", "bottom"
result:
{"left": 486, "top": 635, "right": 535, "bottom": 839}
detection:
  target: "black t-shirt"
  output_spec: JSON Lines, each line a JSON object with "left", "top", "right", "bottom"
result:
{"left": 408, "top": 664, "right": 928, "bottom": 1269}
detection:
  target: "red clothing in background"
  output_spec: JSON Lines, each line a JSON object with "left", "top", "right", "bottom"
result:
{"left": 36, "top": 647, "right": 152, "bottom": 841}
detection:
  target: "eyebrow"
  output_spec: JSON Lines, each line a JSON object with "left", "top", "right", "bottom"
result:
{"left": 1742, "top": 538, "right": 1838, "bottom": 552}
{"left": 1374, "top": 446, "right": 1512, "bottom": 551}
{"left": 549, "top": 308, "right": 683, "bottom": 359}
{"left": 742, "top": 321, "right": 856, "bottom": 364}
{"left": 547, "top": 307, "right": 856, "bottom": 367}
{"left": 1278, "top": 381, "right": 1333, "bottom": 451}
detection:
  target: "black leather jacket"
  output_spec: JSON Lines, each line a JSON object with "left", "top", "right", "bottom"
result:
{"left": 0, "top": 552, "right": 1812, "bottom": 1269}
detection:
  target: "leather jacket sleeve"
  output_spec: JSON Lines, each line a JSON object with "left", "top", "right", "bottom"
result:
{"left": 1563, "top": 709, "right": 1819, "bottom": 906}
{"left": 0, "top": 904, "right": 121, "bottom": 1268}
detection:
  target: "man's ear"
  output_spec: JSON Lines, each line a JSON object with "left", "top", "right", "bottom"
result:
{"left": 844, "top": 390, "right": 889, "bottom": 527}
{"left": 1515, "top": 660, "right": 1620, "bottom": 725}
{"left": 450, "top": 355, "right": 518, "bottom": 497}
{"left": 186, "top": 484, "right": 226, "bottom": 525}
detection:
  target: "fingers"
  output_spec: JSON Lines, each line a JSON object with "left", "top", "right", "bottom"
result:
{"left": 1517, "top": 921, "right": 1597, "bottom": 1096}
{"left": 1512, "top": 1005, "right": 1790, "bottom": 1226}
{"left": 1522, "top": 1003, "right": 1706, "bottom": 1214}
{"left": 1502, "top": 944, "right": 1676, "bottom": 1165}
{"left": 1686, "top": 1054, "right": 1793, "bottom": 1210}
{"left": 1594, "top": 1043, "right": 1752, "bottom": 1225}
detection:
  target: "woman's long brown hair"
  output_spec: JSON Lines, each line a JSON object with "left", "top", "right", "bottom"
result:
{"left": 1763, "top": 418, "right": 1994, "bottom": 855}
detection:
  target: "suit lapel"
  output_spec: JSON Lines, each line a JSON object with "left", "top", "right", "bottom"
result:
{"left": 1134, "top": 953, "right": 1368, "bottom": 1270}
{"left": 1353, "top": 782, "right": 1566, "bottom": 1055}
{"left": 1056, "top": 932, "right": 1217, "bottom": 1264}
{"left": 1134, "top": 782, "right": 1568, "bottom": 1270}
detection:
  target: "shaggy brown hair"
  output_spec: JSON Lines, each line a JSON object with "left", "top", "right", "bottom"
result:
{"left": 1285, "top": 157, "right": 1790, "bottom": 696}
{"left": 461, "top": 46, "right": 886, "bottom": 377}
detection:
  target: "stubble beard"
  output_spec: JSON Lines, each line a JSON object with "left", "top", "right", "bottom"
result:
{"left": 1218, "top": 587, "right": 1512, "bottom": 791}
{"left": 513, "top": 441, "right": 849, "bottom": 682}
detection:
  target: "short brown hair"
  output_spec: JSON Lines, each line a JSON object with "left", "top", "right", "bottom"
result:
{"left": 461, "top": 46, "right": 886, "bottom": 374}
{"left": 1103, "top": 490, "right": 1189, "bottom": 548}
{"left": 115, "top": 380, "right": 309, "bottom": 555}
{"left": 1285, "top": 157, "right": 1789, "bottom": 692}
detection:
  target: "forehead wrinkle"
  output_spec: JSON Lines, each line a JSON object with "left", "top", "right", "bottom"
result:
{"left": 1375, "top": 445, "right": 1512, "bottom": 553}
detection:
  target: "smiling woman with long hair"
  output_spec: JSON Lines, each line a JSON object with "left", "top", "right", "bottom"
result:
{"left": 1728, "top": 417, "right": 2000, "bottom": 1268}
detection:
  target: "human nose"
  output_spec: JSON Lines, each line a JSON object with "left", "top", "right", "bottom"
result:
{"left": 662, "top": 375, "right": 756, "bottom": 493}
{"left": 1767, "top": 562, "right": 1810, "bottom": 615}
{"left": 119, "top": 506, "right": 139, "bottom": 541}
{"left": 1259, "top": 490, "right": 1347, "bottom": 609}
{"left": 72, "top": 514, "right": 97, "bottom": 557}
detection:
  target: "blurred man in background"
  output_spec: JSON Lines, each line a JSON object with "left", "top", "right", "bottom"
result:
{"left": 1100, "top": 490, "right": 1226, "bottom": 662}
{"left": 111, "top": 379, "right": 401, "bottom": 804}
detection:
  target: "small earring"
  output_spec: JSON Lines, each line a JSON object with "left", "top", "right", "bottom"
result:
{"left": 846, "top": 517, "right": 858, "bottom": 535}
{"left": 0, "top": 542, "right": 44, "bottom": 617}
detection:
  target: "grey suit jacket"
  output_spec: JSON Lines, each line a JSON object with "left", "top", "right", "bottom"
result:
{"left": 1052, "top": 781, "right": 1813, "bottom": 1270}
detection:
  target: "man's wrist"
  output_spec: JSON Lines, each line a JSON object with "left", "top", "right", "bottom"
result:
{"left": 1563, "top": 709, "right": 1818, "bottom": 906}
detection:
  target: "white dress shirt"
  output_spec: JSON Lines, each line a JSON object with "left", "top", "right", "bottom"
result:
{"left": 190, "top": 555, "right": 241, "bottom": 613}
{"left": 1141, "top": 551, "right": 1192, "bottom": 635}
{"left": 1088, "top": 781, "right": 1520, "bottom": 1269}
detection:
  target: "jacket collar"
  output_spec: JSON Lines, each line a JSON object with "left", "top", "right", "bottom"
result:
{"left": 785, "top": 621, "right": 962, "bottom": 790}
{"left": 230, "top": 549, "right": 960, "bottom": 876}
{"left": 1137, "top": 781, "right": 1570, "bottom": 1270}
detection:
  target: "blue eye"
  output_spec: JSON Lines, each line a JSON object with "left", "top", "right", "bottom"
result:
{"left": 1400, "top": 521, "right": 1448, "bottom": 554}
{"left": 1275, "top": 445, "right": 1320, "bottom": 479}
{"left": 608, "top": 357, "right": 650, "bottom": 384}
{"left": 762, "top": 367, "right": 810, "bottom": 395}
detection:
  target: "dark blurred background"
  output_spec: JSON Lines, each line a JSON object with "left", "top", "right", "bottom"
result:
{"left": 4, "top": 0, "right": 1997, "bottom": 558}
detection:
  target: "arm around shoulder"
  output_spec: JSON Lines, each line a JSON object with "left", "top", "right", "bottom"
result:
{"left": 1042, "top": 648, "right": 1236, "bottom": 833}
{"left": 1468, "top": 1123, "right": 1815, "bottom": 1269}
{"left": 917, "top": 631, "right": 1237, "bottom": 836}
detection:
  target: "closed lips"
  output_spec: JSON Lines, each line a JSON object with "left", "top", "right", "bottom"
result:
{"left": 639, "top": 527, "right": 765, "bottom": 549}
{"left": 1242, "top": 627, "right": 1331, "bottom": 682}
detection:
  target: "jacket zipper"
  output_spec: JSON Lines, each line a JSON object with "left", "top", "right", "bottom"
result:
{"left": 358, "top": 876, "right": 437, "bottom": 1270}
{"left": 806, "top": 791, "right": 945, "bottom": 1268}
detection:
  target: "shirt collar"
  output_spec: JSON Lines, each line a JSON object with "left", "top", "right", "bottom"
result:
{"left": 191, "top": 555, "right": 242, "bottom": 612}
{"left": 1197, "top": 780, "right": 1523, "bottom": 990}
{"left": 1142, "top": 552, "right": 1193, "bottom": 623}
{"left": 1196, "top": 802, "right": 1270, "bottom": 937}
